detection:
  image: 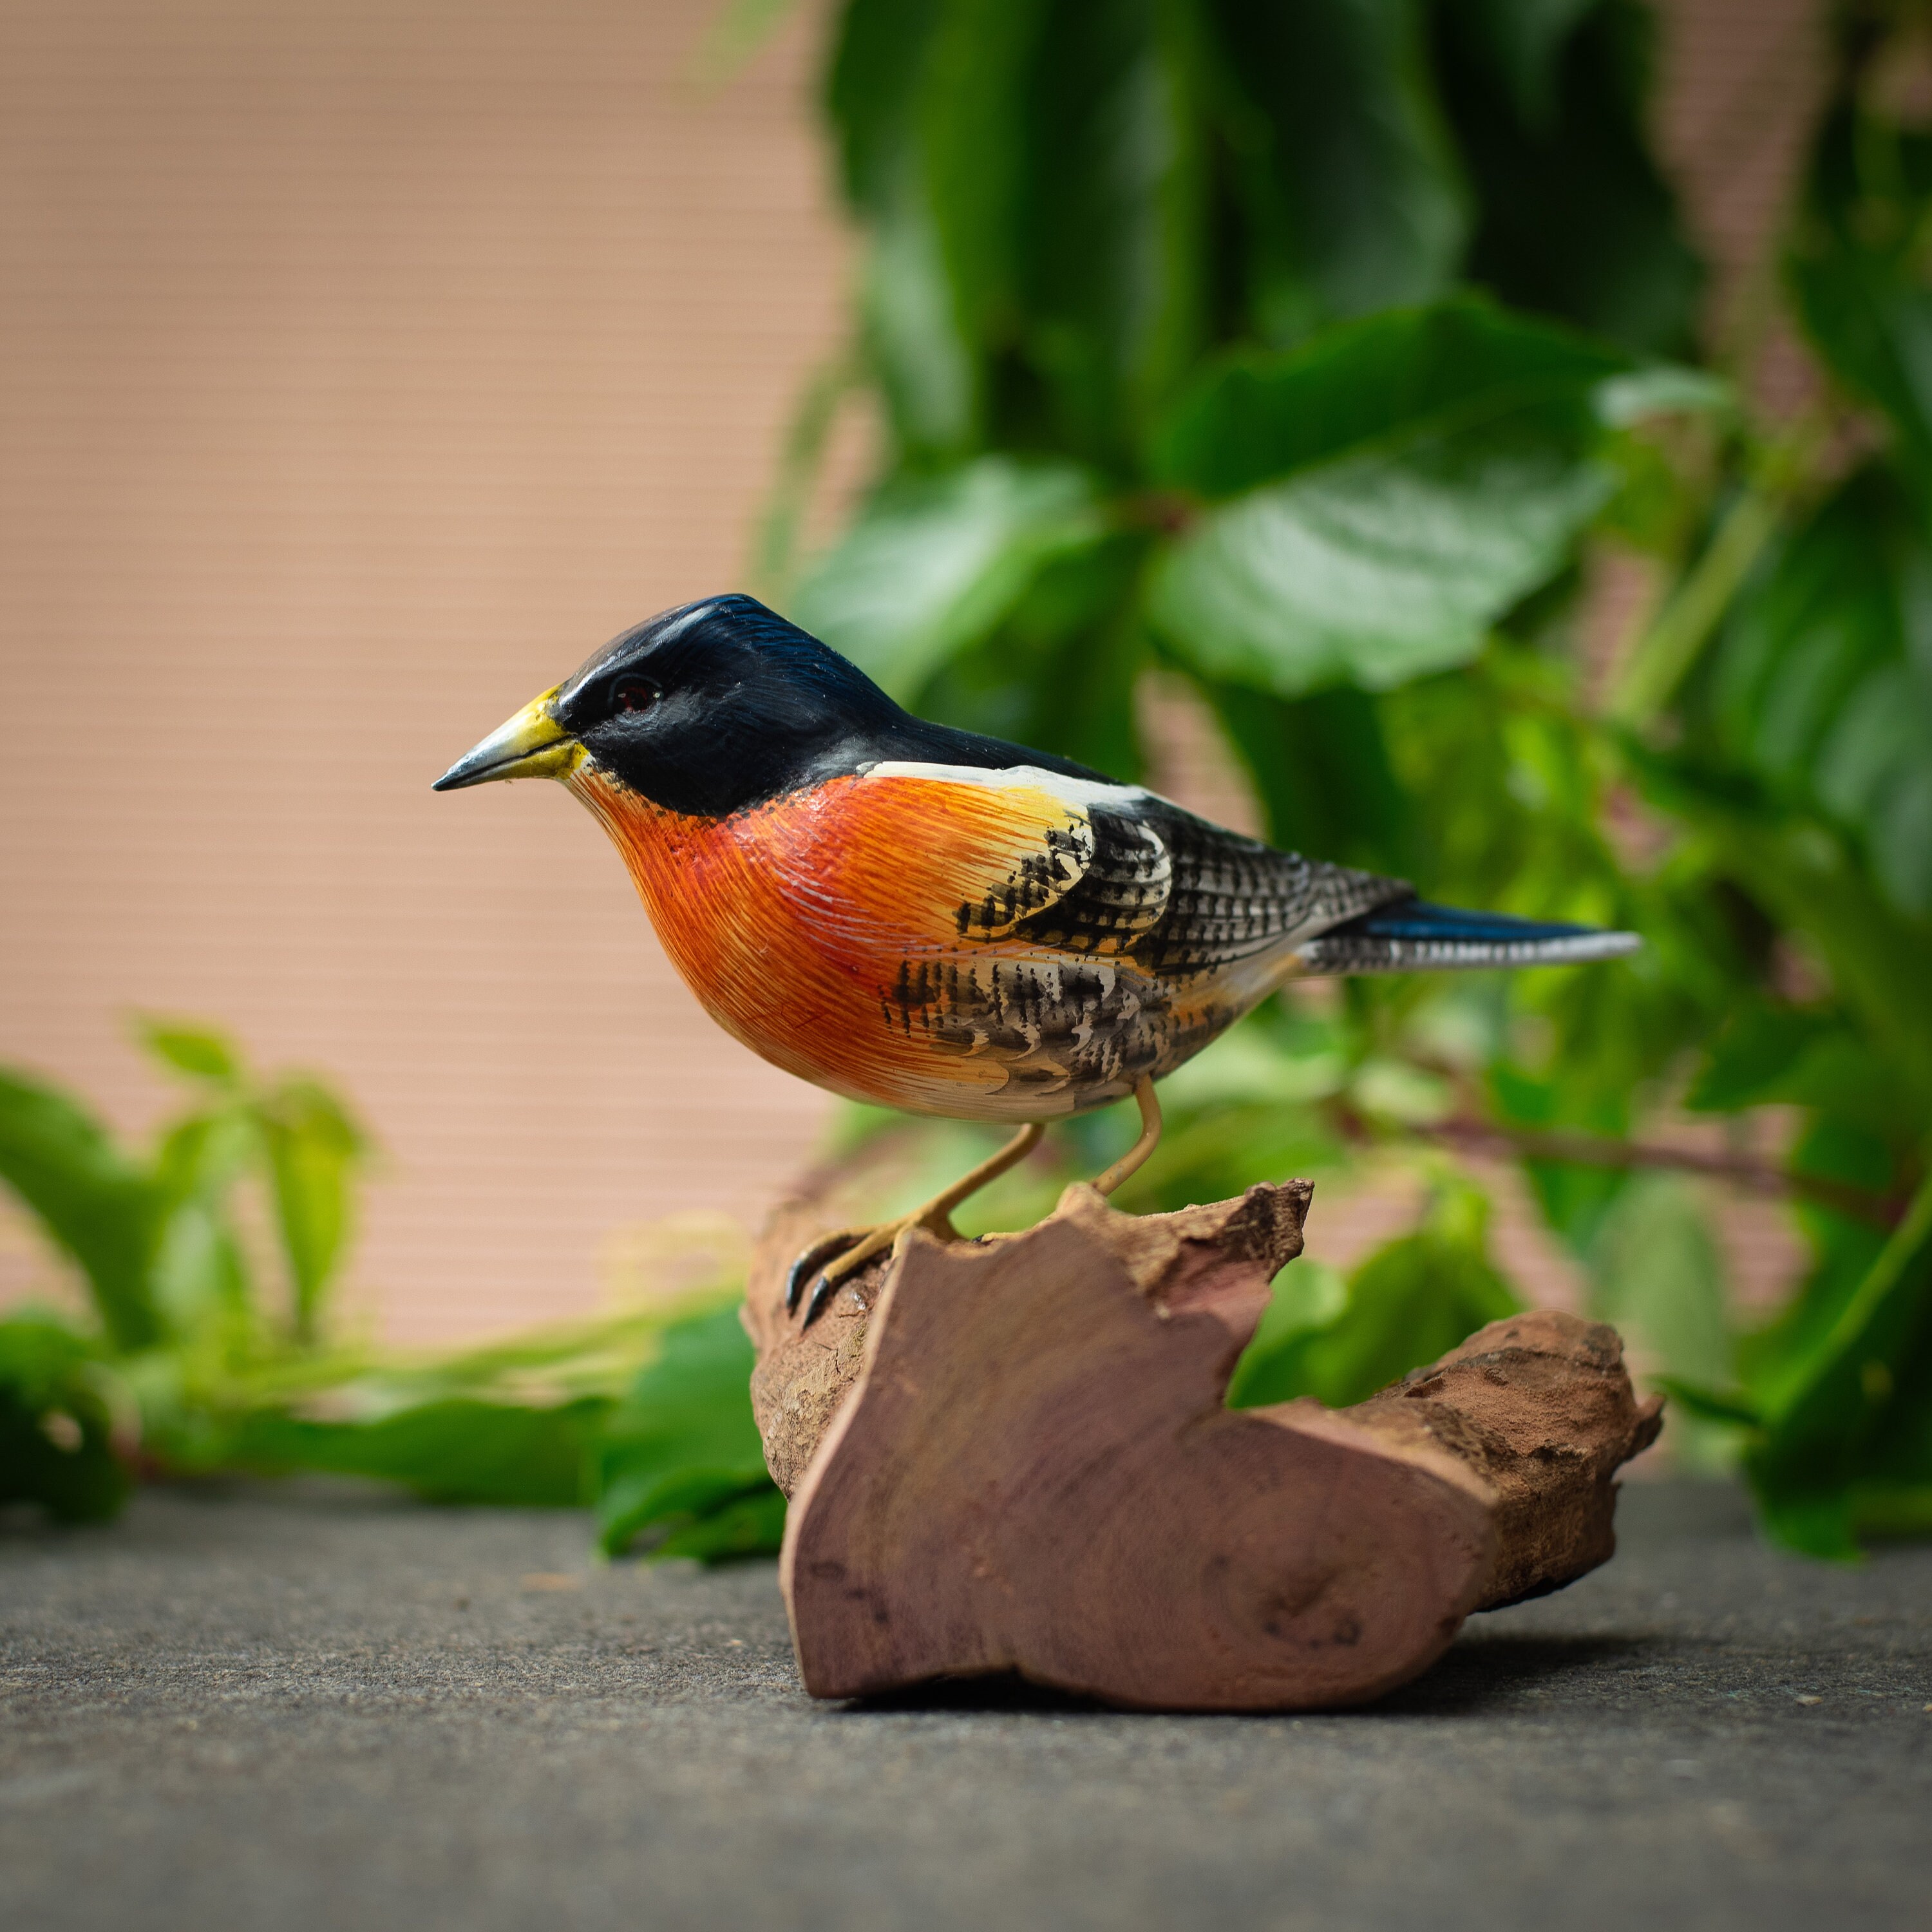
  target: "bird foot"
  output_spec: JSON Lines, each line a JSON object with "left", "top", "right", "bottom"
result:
{"left": 786, "top": 1211, "right": 958, "bottom": 1330}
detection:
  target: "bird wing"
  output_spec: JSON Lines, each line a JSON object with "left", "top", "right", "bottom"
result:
{"left": 855, "top": 760, "right": 1170, "bottom": 955}
{"left": 1127, "top": 802, "right": 1412, "bottom": 979}
{"left": 858, "top": 760, "right": 1409, "bottom": 979}
{"left": 961, "top": 802, "right": 1172, "bottom": 953}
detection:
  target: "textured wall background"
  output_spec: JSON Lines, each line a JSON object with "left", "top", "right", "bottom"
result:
{"left": 0, "top": 0, "right": 1823, "bottom": 1343}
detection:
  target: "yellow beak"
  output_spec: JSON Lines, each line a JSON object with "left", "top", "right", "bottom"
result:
{"left": 431, "top": 687, "right": 585, "bottom": 791}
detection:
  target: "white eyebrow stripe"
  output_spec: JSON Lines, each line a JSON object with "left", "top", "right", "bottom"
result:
{"left": 862, "top": 759, "right": 1151, "bottom": 813}
{"left": 651, "top": 601, "right": 717, "bottom": 645}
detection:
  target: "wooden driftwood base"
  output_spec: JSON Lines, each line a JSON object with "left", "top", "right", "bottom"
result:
{"left": 743, "top": 1182, "right": 1662, "bottom": 1711}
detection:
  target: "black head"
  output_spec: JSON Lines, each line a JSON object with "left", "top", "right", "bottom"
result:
{"left": 434, "top": 596, "right": 913, "bottom": 815}
{"left": 552, "top": 596, "right": 916, "bottom": 816}
{"left": 433, "top": 594, "right": 1111, "bottom": 815}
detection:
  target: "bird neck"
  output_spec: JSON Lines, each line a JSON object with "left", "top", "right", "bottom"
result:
{"left": 561, "top": 761, "right": 859, "bottom": 1095}
{"left": 565, "top": 764, "right": 718, "bottom": 911}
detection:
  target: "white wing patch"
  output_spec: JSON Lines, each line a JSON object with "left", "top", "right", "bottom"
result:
{"left": 858, "top": 759, "right": 1175, "bottom": 952}
{"left": 862, "top": 759, "right": 1151, "bottom": 813}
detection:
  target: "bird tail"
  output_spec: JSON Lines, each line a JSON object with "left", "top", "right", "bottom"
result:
{"left": 1295, "top": 898, "right": 1640, "bottom": 976}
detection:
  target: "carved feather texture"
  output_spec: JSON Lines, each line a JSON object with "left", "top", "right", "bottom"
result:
{"left": 568, "top": 757, "right": 1616, "bottom": 1123}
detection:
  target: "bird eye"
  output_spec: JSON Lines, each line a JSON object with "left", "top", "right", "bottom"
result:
{"left": 612, "top": 678, "right": 659, "bottom": 715}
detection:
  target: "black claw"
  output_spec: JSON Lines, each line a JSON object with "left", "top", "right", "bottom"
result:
{"left": 802, "top": 1269, "right": 838, "bottom": 1329}
{"left": 782, "top": 1252, "right": 813, "bottom": 1315}
{"left": 786, "top": 1230, "right": 862, "bottom": 1316}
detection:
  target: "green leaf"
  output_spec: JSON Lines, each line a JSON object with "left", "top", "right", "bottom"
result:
{"left": 1786, "top": 99, "right": 1932, "bottom": 499}
{"left": 254, "top": 1079, "right": 366, "bottom": 1343}
{"left": 915, "top": 533, "right": 1151, "bottom": 773}
{"left": 152, "top": 1107, "right": 257, "bottom": 1206}
{"left": 862, "top": 192, "right": 980, "bottom": 453}
{"left": 1651, "top": 1376, "right": 1762, "bottom": 1430}
{"left": 1202, "top": 679, "right": 1420, "bottom": 875}
{"left": 826, "top": 0, "right": 942, "bottom": 217}
{"left": 1199, "top": 0, "right": 1468, "bottom": 339}
{"left": 1745, "top": 1171, "right": 1932, "bottom": 1559}
{"left": 1229, "top": 1174, "right": 1520, "bottom": 1409}
{"left": 1593, "top": 365, "right": 1733, "bottom": 426}
{"left": 1587, "top": 1173, "right": 1733, "bottom": 1467}
{"left": 0, "top": 1068, "right": 161, "bottom": 1352}
{"left": 233, "top": 1397, "right": 609, "bottom": 1508}
{"left": 1435, "top": 0, "right": 1703, "bottom": 355}
{"left": 137, "top": 1018, "right": 243, "bottom": 1086}
{"left": 652, "top": 1484, "right": 788, "bottom": 1562}
{"left": 917, "top": 0, "right": 1037, "bottom": 355}
{"left": 149, "top": 1199, "right": 254, "bottom": 1350}
{"left": 145, "top": 1105, "right": 262, "bottom": 1346}
{"left": 1850, "top": 1483, "right": 1932, "bottom": 1542}
{"left": 1694, "top": 465, "right": 1932, "bottom": 922}
{"left": 1736, "top": 1130, "right": 1893, "bottom": 1423}
{"left": 594, "top": 1304, "right": 780, "bottom": 1560}
{"left": 827, "top": 0, "right": 975, "bottom": 452}
{"left": 790, "top": 456, "right": 1106, "bottom": 700}
{"left": 1151, "top": 295, "right": 1628, "bottom": 498}
{"left": 1631, "top": 748, "right": 1932, "bottom": 1112}
{"left": 1488, "top": 1062, "right": 1631, "bottom": 1259}
{"left": 1009, "top": 0, "right": 1204, "bottom": 460}
{"left": 1150, "top": 413, "right": 1613, "bottom": 695}
{"left": 1855, "top": 1283, "right": 1932, "bottom": 1534}
{"left": 0, "top": 1316, "right": 131, "bottom": 1524}
{"left": 1686, "top": 1003, "right": 1919, "bottom": 1144}
{"left": 1145, "top": 300, "right": 1633, "bottom": 696}
{"left": 1684, "top": 1005, "right": 1835, "bottom": 1113}
{"left": 1754, "top": 1488, "right": 1863, "bottom": 1564}
{"left": 1448, "top": 0, "right": 1598, "bottom": 129}
{"left": 1119, "top": 1098, "right": 1341, "bottom": 1222}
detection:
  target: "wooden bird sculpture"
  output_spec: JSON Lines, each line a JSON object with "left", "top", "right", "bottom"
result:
{"left": 435, "top": 596, "right": 1637, "bottom": 1324}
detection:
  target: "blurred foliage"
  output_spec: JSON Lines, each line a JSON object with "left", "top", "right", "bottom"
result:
{"left": 0, "top": 1316, "right": 129, "bottom": 1524}
{"left": 8, "top": 1, "right": 1932, "bottom": 1567}
{"left": 757, "top": 0, "right": 1932, "bottom": 1558}
{"left": 1229, "top": 1167, "right": 1520, "bottom": 1410}
{"left": 0, "top": 1025, "right": 782, "bottom": 1560}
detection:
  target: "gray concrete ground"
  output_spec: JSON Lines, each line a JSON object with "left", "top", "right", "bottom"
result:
{"left": 1, "top": 1480, "right": 1927, "bottom": 1932}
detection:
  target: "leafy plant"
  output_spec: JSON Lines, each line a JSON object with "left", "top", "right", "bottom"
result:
{"left": 0, "top": 1025, "right": 784, "bottom": 1560}
{"left": 0, "top": 1021, "right": 374, "bottom": 1467}
{"left": 752, "top": 0, "right": 1932, "bottom": 1555}
{"left": 9, "top": 2, "right": 1932, "bottom": 1568}
{"left": 0, "top": 1316, "right": 129, "bottom": 1524}
{"left": 594, "top": 1305, "right": 782, "bottom": 1561}
{"left": 1229, "top": 1168, "right": 1519, "bottom": 1410}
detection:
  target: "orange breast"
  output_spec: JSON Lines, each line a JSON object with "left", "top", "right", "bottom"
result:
{"left": 566, "top": 765, "right": 1107, "bottom": 1117}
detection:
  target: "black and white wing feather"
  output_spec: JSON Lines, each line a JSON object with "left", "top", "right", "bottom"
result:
{"left": 950, "top": 776, "right": 1414, "bottom": 978}
{"left": 871, "top": 755, "right": 1637, "bottom": 987}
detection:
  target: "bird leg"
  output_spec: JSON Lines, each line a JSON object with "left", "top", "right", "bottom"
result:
{"left": 788, "top": 1077, "right": 1165, "bottom": 1330}
{"left": 788, "top": 1121, "right": 1046, "bottom": 1327}
{"left": 1090, "top": 1075, "right": 1161, "bottom": 1196}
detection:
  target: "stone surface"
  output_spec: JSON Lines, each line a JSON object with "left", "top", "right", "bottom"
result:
{"left": 3, "top": 1480, "right": 1929, "bottom": 1932}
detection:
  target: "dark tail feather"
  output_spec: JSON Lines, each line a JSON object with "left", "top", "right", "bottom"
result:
{"left": 1296, "top": 898, "right": 1641, "bottom": 975}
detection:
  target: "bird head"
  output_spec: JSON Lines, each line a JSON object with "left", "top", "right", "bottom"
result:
{"left": 432, "top": 595, "right": 903, "bottom": 818}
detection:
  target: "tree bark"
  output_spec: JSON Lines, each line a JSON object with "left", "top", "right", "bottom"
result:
{"left": 743, "top": 1181, "right": 1662, "bottom": 1710}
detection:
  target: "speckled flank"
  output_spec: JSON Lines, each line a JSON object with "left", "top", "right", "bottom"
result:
{"left": 882, "top": 954, "right": 1229, "bottom": 1108}
{"left": 565, "top": 762, "right": 1341, "bottom": 1122}
{"left": 564, "top": 755, "right": 1634, "bottom": 1123}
